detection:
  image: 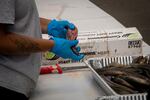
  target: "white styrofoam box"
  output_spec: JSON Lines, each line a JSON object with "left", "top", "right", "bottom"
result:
{"left": 36, "top": 0, "right": 99, "bottom": 11}
{"left": 72, "top": 17, "right": 124, "bottom": 31}
{"left": 35, "top": 0, "right": 64, "bottom": 19}
{"left": 60, "top": 6, "right": 111, "bottom": 20}
{"left": 36, "top": 0, "right": 101, "bottom": 19}
{"left": 35, "top": 0, "right": 121, "bottom": 27}
{"left": 36, "top": 0, "right": 124, "bottom": 31}
{"left": 42, "top": 27, "right": 143, "bottom": 65}
{"left": 78, "top": 27, "right": 142, "bottom": 56}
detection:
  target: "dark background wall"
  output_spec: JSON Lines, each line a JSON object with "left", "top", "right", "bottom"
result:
{"left": 90, "top": 0, "right": 150, "bottom": 45}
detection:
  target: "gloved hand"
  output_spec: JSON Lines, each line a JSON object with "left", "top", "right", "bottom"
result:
{"left": 50, "top": 37, "right": 84, "bottom": 61}
{"left": 48, "top": 19, "right": 75, "bottom": 39}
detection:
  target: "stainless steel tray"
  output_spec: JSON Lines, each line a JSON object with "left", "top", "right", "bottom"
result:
{"left": 96, "top": 93, "right": 147, "bottom": 100}
{"left": 84, "top": 56, "right": 149, "bottom": 100}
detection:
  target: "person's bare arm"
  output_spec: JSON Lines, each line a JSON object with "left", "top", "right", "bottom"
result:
{"left": 0, "top": 24, "right": 54, "bottom": 55}
{"left": 40, "top": 18, "right": 51, "bottom": 34}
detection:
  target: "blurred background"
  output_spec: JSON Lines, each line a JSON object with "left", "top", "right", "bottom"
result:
{"left": 91, "top": 0, "right": 150, "bottom": 44}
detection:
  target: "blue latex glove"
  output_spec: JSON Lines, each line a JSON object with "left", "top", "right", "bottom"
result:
{"left": 48, "top": 19, "right": 75, "bottom": 38}
{"left": 75, "top": 46, "right": 81, "bottom": 52}
{"left": 50, "top": 37, "right": 84, "bottom": 61}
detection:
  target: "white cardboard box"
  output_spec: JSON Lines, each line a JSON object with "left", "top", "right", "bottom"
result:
{"left": 42, "top": 27, "right": 143, "bottom": 65}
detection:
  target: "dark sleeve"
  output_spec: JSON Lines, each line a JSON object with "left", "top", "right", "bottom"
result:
{"left": 0, "top": 0, "right": 15, "bottom": 24}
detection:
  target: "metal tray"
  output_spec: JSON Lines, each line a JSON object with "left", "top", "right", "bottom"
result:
{"left": 96, "top": 93, "right": 147, "bottom": 100}
{"left": 84, "top": 56, "right": 149, "bottom": 100}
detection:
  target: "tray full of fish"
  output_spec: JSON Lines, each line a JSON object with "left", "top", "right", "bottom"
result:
{"left": 85, "top": 56, "right": 150, "bottom": 100}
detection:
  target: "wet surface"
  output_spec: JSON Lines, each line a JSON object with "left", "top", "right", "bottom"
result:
{"left": 30, "top": 70, "right": 106, "bottom": 100}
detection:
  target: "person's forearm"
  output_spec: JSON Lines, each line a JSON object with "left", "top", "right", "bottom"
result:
{"left": 40, "top": 17, "right": 51, "bottom": 34}
{"left": 0, "top": 32, "right": 54, "bottom": 55}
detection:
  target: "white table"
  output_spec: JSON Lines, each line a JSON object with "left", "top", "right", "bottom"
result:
{"left": 30, "top": 0, "right": 150, "bottom": 100}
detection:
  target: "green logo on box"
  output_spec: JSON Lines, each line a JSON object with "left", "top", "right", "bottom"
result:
{"left": 128, "top": 33, "right": 139, "bottom": 39}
